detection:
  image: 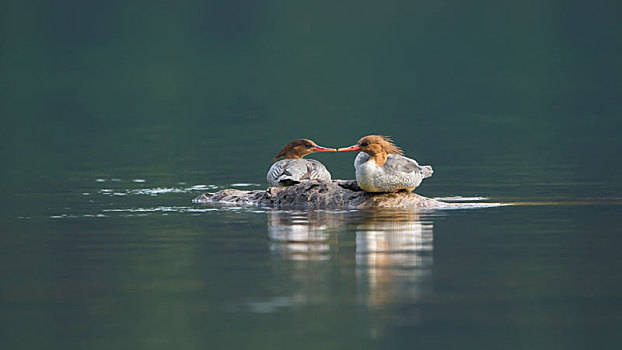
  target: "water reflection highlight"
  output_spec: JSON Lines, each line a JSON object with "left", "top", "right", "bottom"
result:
{"left": 267, "top": 209, "right": 435, "bottom": 308}
{"left": 355, "top": 211, "right": 433, "bottom": 307}
{"left": 267, "top": 210, "right": 344, "bottom": 261}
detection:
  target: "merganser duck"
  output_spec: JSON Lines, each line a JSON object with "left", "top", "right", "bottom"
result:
{"left": 267, "top": 139, "right": 337, "bottom": 187}
{"left": 338, "top": 135, "right": 433, "bottom": 192}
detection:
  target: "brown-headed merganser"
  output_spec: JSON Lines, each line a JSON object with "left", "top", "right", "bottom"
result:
{"left": 338, "top": 135, "right": 433, "bottom": 192}
{"left": 267, "top": 139, "right": 337, "bottom": 187}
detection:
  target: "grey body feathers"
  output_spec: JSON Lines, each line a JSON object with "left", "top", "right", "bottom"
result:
{"left": 267, "top": 159, "right": 332, "bottom": 187}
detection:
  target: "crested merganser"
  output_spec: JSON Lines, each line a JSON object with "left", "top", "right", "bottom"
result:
{"left": 338, "top": 135, "right": 433, "bottom": 192}
{"left": 267, "top": 139, "right": 337, "bottom": 187}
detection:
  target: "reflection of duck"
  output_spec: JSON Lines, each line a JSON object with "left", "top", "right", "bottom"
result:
{"left": 338, "top": 135, "right": 433, "bottom": 192}
{"left": 266, "top": 209, "right": 434, "bottom": 305}
{"left": 267, "top": 139, "right": 337, "bottom": 187}
{"left": 355, "top": 210, "right": 433, "bottom": 307}
{"left": 266, "top": 210, "right": 349, "bottom": 305}
{"left": 356, "top": 211, "right": 433, "bottom": 256}
{"left": 265, "top": 209, "right": 435, "bottom": 338}
{"left": 267, "top": 210, "right": 344, "bottom": 261}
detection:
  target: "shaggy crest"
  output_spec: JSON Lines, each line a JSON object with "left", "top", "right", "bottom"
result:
{"left": 358, "top": 135, "right": 403, "bottom": 155}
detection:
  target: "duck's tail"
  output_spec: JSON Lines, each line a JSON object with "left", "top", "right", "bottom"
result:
{"left": 421, "top": 165, "right": 433, "bottom": 178}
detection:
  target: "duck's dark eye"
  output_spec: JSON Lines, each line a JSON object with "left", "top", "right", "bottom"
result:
{"left": 305, "top": 143, "right": 313, "bottom": 148}
{"left": 360, "top": 142, "right": 369, "bottom": 147}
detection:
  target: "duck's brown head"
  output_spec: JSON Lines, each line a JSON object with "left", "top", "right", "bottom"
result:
{"left": 273, "top": 139, "right": 337, "bottom": 160}
{"left": 338, "top": 135, "right": 402, "bottom": 166}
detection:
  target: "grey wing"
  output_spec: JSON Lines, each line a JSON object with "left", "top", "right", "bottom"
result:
{"left": 304, "top": 159, "right": 332, "bottom": 181}
{"left": 266, "top": 161, "right": 286, "bottom": 186}
{"left": 267, "top": 160, "right": 308, "bottom": 186}
{"left": 384, "top": 154, "right": 420, "bottom": 173}
{"left": 385, "top": 154, "right": 434, "bottom": 178}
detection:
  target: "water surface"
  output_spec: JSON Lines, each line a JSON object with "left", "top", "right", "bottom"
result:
{"left": 2, "top": 177, "right": 621, "bottom": 349}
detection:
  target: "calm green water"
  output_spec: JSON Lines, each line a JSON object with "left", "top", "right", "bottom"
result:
{"left": 2, "top": 1, "right": 622, "bottom": 349}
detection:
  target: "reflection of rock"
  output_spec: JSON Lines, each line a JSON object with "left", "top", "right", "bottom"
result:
{"left": 193, "top": 180, "right": 452, "bottom": 209}
{"left": 355, "top": 211, "right": 433, "bottom": 308}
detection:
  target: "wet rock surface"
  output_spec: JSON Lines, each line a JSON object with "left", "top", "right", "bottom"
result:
{"left": 193, "top": 180, "right": 465, "bottom": 209}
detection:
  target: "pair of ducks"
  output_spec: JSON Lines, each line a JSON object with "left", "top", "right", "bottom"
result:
{"left": 267, "top": 135, "right": 433, "bottom": 193}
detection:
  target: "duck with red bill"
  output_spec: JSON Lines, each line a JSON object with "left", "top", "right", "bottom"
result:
{"left": 337, "top": 144, "right": 360, "bottom": 152}
{"left": 267, "top": 139, "right": 337, "bottom": 187}
{"left": 338, "top": 135, "right": 433, "bottom": 193}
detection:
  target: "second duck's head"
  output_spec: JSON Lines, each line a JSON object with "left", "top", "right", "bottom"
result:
{"left": 338, "top": 135, "right": 403, "bottom": 156}
{"left": 273, "top": 139, "right": 337, "bottom": 160}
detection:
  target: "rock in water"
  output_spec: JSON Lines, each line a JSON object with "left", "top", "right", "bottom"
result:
{"left": 193, "top": 180, "right": 458, "bottom": 209}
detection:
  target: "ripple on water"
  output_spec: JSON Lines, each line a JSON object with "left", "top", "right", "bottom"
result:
{"left": 433, "top": 196, "right": 490, "bottom": 202}
{"left": 102, "top": 207, "right": 220, "bottom": 213}
{"left": 97, "top": 184, "right": 220, "bottom": 197}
